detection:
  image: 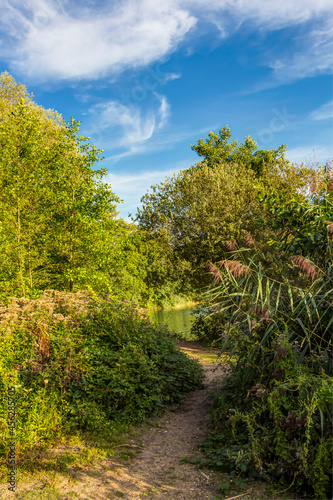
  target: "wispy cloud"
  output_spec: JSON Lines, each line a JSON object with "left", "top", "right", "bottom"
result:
{"left": 209, "top": 0, "right": 333, "bottom": 29}
{"left": 309, "top": 99, "right": 333, "bottom": 121}
{"left": 103, "top": 124, "right": 213, "bottom": 164}
{"left": 105, "top": 163, "right": 189, "bottom": 218}
{"left": 200, "top": 0, "right": 333, "bottom": 86}
{"left": 0, "top": 0, "right": 196, "bottom": 81}
{"left": 268, "top": 21, "right": 333, "bottom": 84}
{"left": 286, "top": 145, "right": 332, "bottom": 165}
{"left": 88, "top": 94, "right": 170, "bottom": 150}
{"left": 157, "top": 95, "right": 171, "bottom": 129}
{"left": 1, "top": 0, "right": 332, "bottom": 84}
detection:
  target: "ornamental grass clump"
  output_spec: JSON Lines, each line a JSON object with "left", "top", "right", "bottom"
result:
{"left": 195, "top": 234, "right": 332, "bottom": 499}
{"left": 0, "top": 291, "right": 203, "bottom": 464}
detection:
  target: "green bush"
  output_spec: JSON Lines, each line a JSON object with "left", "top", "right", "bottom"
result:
{"left": 0, "top": 290, "right": 203, "bottom": 461}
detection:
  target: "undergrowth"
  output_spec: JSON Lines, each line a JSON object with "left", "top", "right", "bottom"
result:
{"left": 192, "top": 227, "right": 333, "bottom": 499}
{"left": 0, "top": 290, "right": 203, "bottom": 469}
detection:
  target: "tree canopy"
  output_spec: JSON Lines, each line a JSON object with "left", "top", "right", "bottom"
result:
{"left": 191, "top": 125, "right": 287, "bottom": 177}
{"left": 135, "top": 127, "right": 315, "bottom": 288}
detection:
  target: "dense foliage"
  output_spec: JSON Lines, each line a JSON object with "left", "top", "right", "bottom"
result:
{"left": 135, "top": 126, "right": 315, "bottom": 290}
{"left": 191, "top": 170, "right": 333, "bottom": 498}
{"left": 0, "top": 291, "right": 203, "bottom": 461}
{"left": 0, "top": 72, "right": 123, "bottom": 297}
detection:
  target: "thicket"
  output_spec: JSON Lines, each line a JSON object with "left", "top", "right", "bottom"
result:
{"left": 0, "top": 291, "right": 203, "bottom": 463}
{"left": 191, "top": 166, "right": 333, "bottom": 499}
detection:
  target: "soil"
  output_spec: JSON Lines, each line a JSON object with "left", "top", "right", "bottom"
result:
{"left": 0, "top": 341, "right": 304, "bottom": 500}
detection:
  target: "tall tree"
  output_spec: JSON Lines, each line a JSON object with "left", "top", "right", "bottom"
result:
{"left": 0, "top": 72, "right": 119, "bottom": 296}
{"left": 191, "top": 125, "right": 287, "bottom": 177}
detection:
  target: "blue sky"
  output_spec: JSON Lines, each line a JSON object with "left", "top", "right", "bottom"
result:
{"left": 0, "top": 0, "right": 332, "bottom": 219}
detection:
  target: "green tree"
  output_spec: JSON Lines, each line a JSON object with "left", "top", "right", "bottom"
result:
{"left": 191, "top": 125, "right": 287, "bottom": 177}
{"left": 86, "top": 219, "right": 148, "bottom": 303}
{"left": 0, "top": 72, "right": 120, "bottom": 296}
{"left": 43, "top": 117, "right": 119, "bottom": 292}
{"left": 259, "top": 162, "right": 333, "bottom": 264}
{"left": 0, "top": 76, "right": 63, "bottom": 294}
{"left": 135, "top": 127, "right": 314, "bottom": 289}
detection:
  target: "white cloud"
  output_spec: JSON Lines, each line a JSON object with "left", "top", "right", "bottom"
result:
{"left": 100, "top": 123, "right": 211, "bottom": 165}
{"left": 88, "top": 94, "right": 170, "bottom": 150}
{"left": 185, "top": 0, "right": 332, "bottom": 31}
{"left": 286, "top": 145, "right": 332, "bottom": 165}
{"left": 157, "top": 95, "right": 171, "bottom": 129}
{"left": 267, "top": 21, "right": 333, "bottom": 84}
{"left": 1, "top": 0, "right": 332, "bottom": 82}
{"left": 309, "top": 99, "right": 333, "bottom": 121}
{"left": 0, "top": 0, "right": 196, "bottom": 80}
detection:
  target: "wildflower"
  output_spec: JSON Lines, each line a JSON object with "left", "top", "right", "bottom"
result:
{"left": 290, "top": 255, "right": 317, "bottom": 281}
{"left": 277, "top": 333, "right": 285, "bottom": 343}
{"left": 255, "top": 388, "right": 266, "bottom": 398}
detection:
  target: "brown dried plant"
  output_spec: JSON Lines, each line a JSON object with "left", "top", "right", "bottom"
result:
{"left": 290, "top": 256, "right": 317, "bottom": 281}
{"left": 0, "top": 290, "right": 96, "bottom": 337}
{"left": 225, "top": 240, "right": 237, "bottom": 251}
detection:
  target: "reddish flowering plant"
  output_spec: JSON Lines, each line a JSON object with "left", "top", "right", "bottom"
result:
{"left": 225, "top": 240, "right": 237, "bottom": 251}
{"left": 205, "top": 263, "right": 221, "bottom": 284}
{"left": 217, "top": 259, "right": 249, "bottom": 278}
{"left": 243, "top": 230, "right": 254, "bottom": 247}
{"left": 290, "top": 256, "right": 317, "bottom": 281}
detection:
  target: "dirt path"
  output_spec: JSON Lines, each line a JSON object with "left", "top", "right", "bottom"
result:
{"left": 117, "top": 347, "right": 226, "bottom": 499}
{"left": 1, "top": 342, "right": 228, "bottom": 500}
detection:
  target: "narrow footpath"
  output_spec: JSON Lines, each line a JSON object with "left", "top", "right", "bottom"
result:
{"left": 112, "top": 342, "right": 226, "bottom": 499}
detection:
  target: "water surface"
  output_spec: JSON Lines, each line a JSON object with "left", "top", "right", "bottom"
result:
{"left": 148, "top": 305, "right": 199, "bottom": 340}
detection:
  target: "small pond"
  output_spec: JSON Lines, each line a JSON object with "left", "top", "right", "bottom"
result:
{"left": 148, "top": 305, "right": 201, "bottom": 340}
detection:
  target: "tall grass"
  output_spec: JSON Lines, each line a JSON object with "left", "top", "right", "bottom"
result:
{"left": 196, "top": 244, "right": 333, "bottom": 498}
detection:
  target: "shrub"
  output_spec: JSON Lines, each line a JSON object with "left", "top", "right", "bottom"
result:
{"left": 0, "top": 290, "right": 203, "bottom": 462}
